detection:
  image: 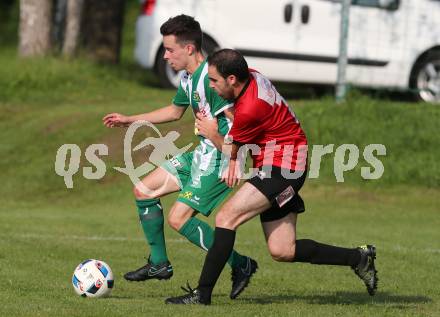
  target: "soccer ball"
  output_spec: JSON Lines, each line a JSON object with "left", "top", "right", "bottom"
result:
{"left": 72, "top": 259, "right": 114, "bottom": 298}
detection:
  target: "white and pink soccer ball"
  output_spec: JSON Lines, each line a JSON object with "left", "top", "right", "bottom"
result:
{"left": 72, "top": 259, "right": 114, "bottom": 298}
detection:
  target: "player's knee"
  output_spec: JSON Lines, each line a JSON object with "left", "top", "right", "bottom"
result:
{"left": 133, "top": 184, "right": 157, "bottom": 200}
{"left": 167, "top": 214, "right": 182, "bottom": 231}
{"left": 167, "top": 206, "right": 192, "bottom": 231}
{"left": 215, "top": 211, "right": 237, "bottom": 230}
{"left": 268, "top": 244, "right": 295, "bottom": 262}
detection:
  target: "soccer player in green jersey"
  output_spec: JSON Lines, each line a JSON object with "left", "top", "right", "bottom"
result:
{"left": 102, "top": 15, "right": 257, "bottom": 299}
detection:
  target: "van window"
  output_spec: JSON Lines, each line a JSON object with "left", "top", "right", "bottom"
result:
{"left": 322, "top": 0, "right": 400, "bottom": 10}
{"left": 351, "top": 0, "right": 400, "bottom": 10}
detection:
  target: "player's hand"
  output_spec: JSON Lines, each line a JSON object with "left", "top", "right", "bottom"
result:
{"left": 221, "top": 158, "right": 242, "bottom": 188}
{"left": 102, "top": 113, "right": 131, "bottom": 128}
{"left": 195, "top": 112, "right": 218, "bottom": 139}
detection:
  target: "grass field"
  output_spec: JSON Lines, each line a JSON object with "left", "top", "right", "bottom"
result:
{"left": 1, "top": 3, "right": 439, "bottom": 316}
{"left": 0, "top": 182, "right": 439, "bottom": 316}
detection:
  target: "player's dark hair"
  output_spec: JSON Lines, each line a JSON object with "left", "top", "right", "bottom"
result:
{"left": 207, "top": 49, "right": 249, "bottom": 82}
{"left": 160, "top": 14, "right": 203, "bottom": 51}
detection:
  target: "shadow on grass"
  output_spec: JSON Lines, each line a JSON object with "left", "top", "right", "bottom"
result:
{"left": 239, "top": 291, "right": 431, "bottom": 307}
{"left": 99, "top": 295, "right": 134, "bottom": 300}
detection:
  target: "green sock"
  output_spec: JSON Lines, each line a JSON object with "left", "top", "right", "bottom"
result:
{"left": 179, "top": 217, "right": 247, "bottom": 269}
{"left": 136, "top": 199, "right": 168, "bottom": 265}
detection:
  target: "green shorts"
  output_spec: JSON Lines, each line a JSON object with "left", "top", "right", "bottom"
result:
{"left": 161, "top": 142, "right": 231, "bottom": 216}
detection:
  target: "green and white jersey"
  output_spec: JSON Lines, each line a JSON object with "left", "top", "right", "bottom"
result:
{"left": 172, "top": 60, "right": 233, "bottom": 148}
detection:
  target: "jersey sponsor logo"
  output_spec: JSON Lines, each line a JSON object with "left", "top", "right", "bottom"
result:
{"left": 179, "top": 191, "right": 193, "bottom": 199}
{"left": 275, "top": 185, "right": 295, "bottom": 208}
{"left": 193, "top": 91, "right": 201, "bottom": 102}
{"left": 197, "top": 108, "right": 209, "bottom": 118}
{"left": 257, "top": 170, "right": 267, "bottom": 180}
{"left": 170, "top": 157, "right": 182, "bottom": 168}
{"left": 190, "top": 195, "right": 200, "bottom": 205}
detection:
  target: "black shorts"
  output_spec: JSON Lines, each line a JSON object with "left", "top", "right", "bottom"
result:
{"left": 247, "top": 166, "right": 307, "bottom": 223}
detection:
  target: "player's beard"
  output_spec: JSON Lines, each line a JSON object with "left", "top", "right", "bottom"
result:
{"left": 218, "top": 88, "right": 233, "bottom": 100}
{"left": 224, "top": 83, "right": 235, "bottom": 100}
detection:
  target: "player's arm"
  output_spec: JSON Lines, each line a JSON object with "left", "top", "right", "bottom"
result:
{"left": 103, "top": 104, "right": 186, "bottom": 128}
{"left": 123, "top": 104, "right": 186, "bottom": 124}
{"left": 221, "top": 142, "right": 241, "bottom": 188}
{"left": 104, "top": 78, "right": 190, "bottom": 128}
{"left": 194, "top": 92, "right": 234, "bottom": 151}
{"left": 196, "top": 114, "right": 244, "bottom": 187}
{"left": 195, "top": 112, "right": 229, "bottom": 150}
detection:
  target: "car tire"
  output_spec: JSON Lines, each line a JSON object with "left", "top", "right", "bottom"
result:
{"left": 156, "top": 38, "right": 218, "bottom": 89}
{"left": 410, "top": 50, "right": 440, "bottom": 103}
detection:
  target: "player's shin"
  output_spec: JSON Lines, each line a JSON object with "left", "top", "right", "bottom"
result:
{"left": 293, "top": 239, "right": 360, "bottom": 266}
{"left": 197, "top": 227, "right": 236, "bottom": 304}
{"left": 136, "top": 199, "right": 169, "bottom": 264}
{"left": 179, "top": 217, "right": 247, "bottom": 269}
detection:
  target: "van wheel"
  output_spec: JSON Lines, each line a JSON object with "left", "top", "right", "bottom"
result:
{"left": 410, "top": 50, "right": 440, "bottom": 103}
{"left": 156, "top": 38, "right": 218, "bottom": 89}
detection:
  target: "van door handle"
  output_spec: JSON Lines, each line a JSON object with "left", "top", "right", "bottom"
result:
{"left": 284, "top": 4, "right": 293, "bottom": 23}
{"left": 301, "top": 5, "right": 310, "bottom": 24}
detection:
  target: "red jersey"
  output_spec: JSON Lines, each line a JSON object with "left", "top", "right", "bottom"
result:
{"left": 227, "top": 70, "right": 307, "bottom": 170}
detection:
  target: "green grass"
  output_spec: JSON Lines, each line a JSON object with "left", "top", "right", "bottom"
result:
{"left": 0, "top": 185, "right": 439, "bottom": 316}
{"left": 1, "top": 2, "right": 439, "bottom": 316}
{"left": 297, "top": 93, "right": 440, "bottom": 187}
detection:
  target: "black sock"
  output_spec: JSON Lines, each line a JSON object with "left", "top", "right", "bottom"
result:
{"left": 293, "top": 239, "right": 360, "bottom": 267}
{"left": 197, "top": 227, "right": 236, "bottom": 304}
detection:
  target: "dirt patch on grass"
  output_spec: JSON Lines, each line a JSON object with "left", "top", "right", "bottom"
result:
{"left": 43, "top": 114, "right": 84, "bottom": 135}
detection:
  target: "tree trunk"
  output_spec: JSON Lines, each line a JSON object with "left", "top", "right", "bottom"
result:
{"left": 19, "top": 0, "right": 52, "bottom": 57}
{"left": 52, "top": 0, "right": 67, "bottom": 50}
{"left": 62, "top": 0, "right": 84, "bottom": 57}
{"left": 82, "top": 0, "right": 126, "bottom": 64}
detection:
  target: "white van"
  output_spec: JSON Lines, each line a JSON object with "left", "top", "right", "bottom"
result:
{"left": 134, "top": 0, "right": 440, "bottom": 103}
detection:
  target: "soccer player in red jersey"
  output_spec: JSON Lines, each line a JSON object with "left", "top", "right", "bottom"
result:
{"left": 165, "top": 49, "right": 378, "bottom": 305}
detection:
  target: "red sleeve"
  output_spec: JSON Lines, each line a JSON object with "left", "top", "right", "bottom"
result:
{"left": 228, "top": 107, "right": 262, "bottom": 144}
